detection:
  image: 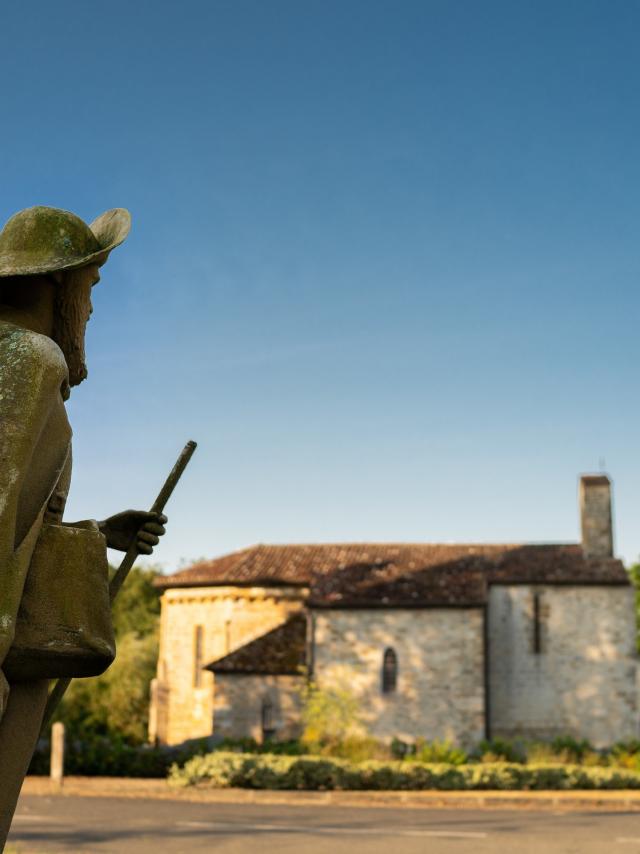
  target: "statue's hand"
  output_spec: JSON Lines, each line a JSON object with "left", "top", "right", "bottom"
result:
{"left": 98, "top": 511, "right": 167, "bottom": 555}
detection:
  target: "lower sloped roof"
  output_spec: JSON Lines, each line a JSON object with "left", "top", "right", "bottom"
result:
{"left": 206, "top": 613, "right": 307, "bottom": 676}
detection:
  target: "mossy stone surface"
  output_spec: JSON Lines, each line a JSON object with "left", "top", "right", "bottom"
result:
{"left": 0, "top": 206, "right": 131, "bottom": 276}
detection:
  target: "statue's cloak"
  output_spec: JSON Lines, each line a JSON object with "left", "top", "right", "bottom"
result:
{"left": 0, "top": 320, "right": 71, "bottom": 672}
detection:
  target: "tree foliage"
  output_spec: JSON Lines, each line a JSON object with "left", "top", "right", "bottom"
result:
{"left": 299, "top": 679, "right": 363, "bottom": 751}
{"left": 110, "top": 564, "right": 161, "bottom": 638}
{"left": 627, "top": 562, "right": 640, "bottom": 652}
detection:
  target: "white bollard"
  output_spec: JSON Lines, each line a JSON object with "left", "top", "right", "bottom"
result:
{"left": 50, "top": 721, "right": 64, "bottom": 788}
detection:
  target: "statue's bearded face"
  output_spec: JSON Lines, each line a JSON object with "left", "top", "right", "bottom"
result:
{"left": 51, "top": 264, "right": 100, "bottom": 387}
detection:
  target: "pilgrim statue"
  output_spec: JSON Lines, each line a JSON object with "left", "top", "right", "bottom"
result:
{"left": 0, "top": 206, "right": 167, "bottom": 843}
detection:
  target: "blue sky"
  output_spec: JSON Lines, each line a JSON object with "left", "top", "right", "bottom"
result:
{"left": 2, "top": 1, "right": 639, "bottom": 568}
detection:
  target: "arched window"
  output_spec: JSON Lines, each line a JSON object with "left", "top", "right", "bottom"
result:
{"left": 382, "top": 647, "right": 397, "bottom": 694}
{"left": 261, "top": 698, "right": 275, "bottom": 740}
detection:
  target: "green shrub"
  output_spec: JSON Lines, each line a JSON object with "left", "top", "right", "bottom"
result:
{"left": 299, "top": 680, "right": 363, "bottom": 751}
{"left": 213, "top": 735, "right": 387, "bottom": 762}
{"left": 212, "top": 737, "right": 305, "bottom": 756}
{"left": 609, "top": 741, "right": 640, "bottom": 770}
{"left": 28, "top": 734, "right": 210, "bottom": 778}
{"left": 169, "top": 751, "right": 640, "bottom": 791}
{"left": 414, "top": 739, "right": 468, "bottom": 766}
{"left": 390, "top": 737, "right": 413, "bottom": 759}
{"left": 475, "top": 737, "right": 606, "bottom": 768}
{"left": 321, "top": 736, "right": 390, "bottom": 762}
{"left": 613, "top": 739, "right": 640, "bottom": 755}
{"left": 524, "top": 742, "right": 560, "bottom": 765}
{"left": 32, "top": 730, "right": 640, "bottom": 780}
{"left": 170, "top": 753, "right": 354, "bottom": 790}
{"left": 549, "top": 736, "right": 593, "bottom": 763}
{"left": 473, "top": 737, "right": 526, "bottom": 764}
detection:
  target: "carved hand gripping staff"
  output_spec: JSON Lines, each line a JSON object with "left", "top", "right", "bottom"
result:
{"left": 42, "top": 439, "right": 197, "bottom": 729}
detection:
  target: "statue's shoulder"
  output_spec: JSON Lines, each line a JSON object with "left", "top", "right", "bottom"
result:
{"left": 0, "top": 321, "right": 67, "bottom": 387}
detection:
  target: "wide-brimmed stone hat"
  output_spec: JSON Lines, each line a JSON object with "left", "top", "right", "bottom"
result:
{"left": 0, "top": 206, "right": 131, "bottom": 277}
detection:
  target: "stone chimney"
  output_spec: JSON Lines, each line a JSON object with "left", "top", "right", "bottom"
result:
{"left": 579, "top": 475, "right": 613, "bottom": 559}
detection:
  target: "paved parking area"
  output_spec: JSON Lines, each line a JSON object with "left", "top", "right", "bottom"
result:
{"left": 8, "top": 794, "right": 640, "bottom": 853}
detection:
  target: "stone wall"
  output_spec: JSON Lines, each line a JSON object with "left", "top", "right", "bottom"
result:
{"left": 151, "top": 578, "right": 639, "bottom": 749}
{"left": 151, "top": 586, "right": 305, "bottom": 745}
{"left": 488, "top": 585, "right": 638, "bottom": 747}
{"left": 213, "top": 675, "right": 304, "bottom": 741}
{"left": 312, "top": 608, "right": 485, "bottom": 746}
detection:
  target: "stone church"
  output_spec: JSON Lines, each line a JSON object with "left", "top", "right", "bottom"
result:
{"left": 149, "top": 475, "right": 638, "bottom": 749}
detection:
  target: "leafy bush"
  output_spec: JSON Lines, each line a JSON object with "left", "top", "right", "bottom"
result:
{"left": 213, "top": 737, "right": 306, "bottom": 756}
{"left": 28, "top": 733, "right": 210, "bottom": 778}
{"left": 522, "top": 742, "right": 560, "bottom": 765}
{"left": 473, "top": 737, "right": 526, "bottom": 763}
{"left": 549, "top": 736, "right": 593, "bottom": 763}
{"left": 31, "top": 725, "right": 640, "bottom": 780}
{"left": 390, "top": 737, "right": 413, "bottom": 759}
{"left": 299, "top": 680, "right": 363, "bottom": 751}
{"left": 196, "top": 735, "right": 640, "bottom": 774}
{"left": 613, "top": 739, "right": 640, "bottom": 755}
{"left": 524, "top": 740, "right": 603, "bottom": 767}
{"left": 472, "top": 737, "right": 611, "bottom": 767}
{"left": 209, "top": 735, "right": 388, "bottom": 762}
{"left": 324, "top": 736, "right": 391, "bottom": 762}
{"left": 414, "top": 739, "right": 468, "bottom": 766}
{"left": 609, "top": 741, "right": 640, "bottom": 770}
{"left": 170, "top": 751, "right": 640, "bottom": 790}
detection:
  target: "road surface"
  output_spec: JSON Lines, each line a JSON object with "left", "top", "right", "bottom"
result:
{"left": 8, "top": 795, "right": 640, "bottom": 853}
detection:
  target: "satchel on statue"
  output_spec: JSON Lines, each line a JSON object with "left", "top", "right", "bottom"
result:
{"left": 3, "top": 523, "right": 116, "bottom": 682}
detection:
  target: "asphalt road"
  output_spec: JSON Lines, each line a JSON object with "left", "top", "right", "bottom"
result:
{"left": 8, "top": 795, "right": 640, "bottom": 853}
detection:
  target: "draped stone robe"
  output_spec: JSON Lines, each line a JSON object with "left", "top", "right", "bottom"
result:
{"left": 0, "top": 319, "right": 72, "bottom": 698}
{"left": 0, "top": 320, "right": 75, "bottom": 842}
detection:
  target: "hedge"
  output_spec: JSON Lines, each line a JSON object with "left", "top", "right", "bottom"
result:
{"left": 28, "top": 735, "right": 210, "bottom": 778}
{"left": 169, "top": 751, "right": 640, "bottom": 791}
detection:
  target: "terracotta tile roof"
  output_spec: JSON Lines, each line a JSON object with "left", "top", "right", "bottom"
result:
{"left": 306, "top": 544, "right": 629, "bottom": 607}
{"left": 205, "top": 614, "right": 307, "bottom": 675}
{"left": 156, "top": 543, "right": 629, "bottom": 606}
{"left": 155, "top": 545, "right": 312, "bottom": 590}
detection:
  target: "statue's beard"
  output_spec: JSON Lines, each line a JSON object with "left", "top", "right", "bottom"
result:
{"left": 51, "top": 273, "right": 91, "bottom": 387}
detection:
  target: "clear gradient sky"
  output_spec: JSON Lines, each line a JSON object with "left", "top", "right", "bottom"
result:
{"left": 2, "top": 1, "right": 639, "bottom": 569}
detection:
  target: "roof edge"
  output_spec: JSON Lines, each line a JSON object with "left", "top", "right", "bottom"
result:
{"left": 308, "top": 601, "right": 484, "bottom": 610}
{"left": 154, "top": 578, "right": 309, "bottom": 591}
{"left": 208, "top": 667, "right": 304, "bottom": 676}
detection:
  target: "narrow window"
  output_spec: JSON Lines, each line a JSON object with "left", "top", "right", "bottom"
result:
{"left": 382, "top": 647, "right": 398, "bottom": 694}
{"left": 193, "top": 625, "right": 204, "bottom": 687}
{"left": 224, "top": 619, "right": 231, "bottom": 654}
{"left": 261, "top": 698, "right": 275, "bottom": 740}
{"left": 533, "top": 593, "right": 542, "bottom": 654}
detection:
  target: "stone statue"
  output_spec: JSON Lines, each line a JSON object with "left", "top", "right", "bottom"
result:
{"left": 0, "top": 206, "right": 168, "bottom": 844}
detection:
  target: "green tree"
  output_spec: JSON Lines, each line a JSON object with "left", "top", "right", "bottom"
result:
{"left": 58, "top": 631, "right": 158, "bottom": 743}
{"left": 627, "top": 562, "right": 640, "bottom": 652}
{"left": 55, "top": 565, "right": 161, "bottom": 743}
{"left": 111, "top": 564, "right": 161, "bottom": 638}
{"left": 299, "top": 679, "right": 363, "bottom": 751}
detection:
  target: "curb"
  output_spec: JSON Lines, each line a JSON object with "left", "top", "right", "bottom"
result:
{"left": 21, "top": 777, "right": 640, "bottom": 812}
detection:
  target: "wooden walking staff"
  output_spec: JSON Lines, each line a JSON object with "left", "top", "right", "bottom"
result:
{"left": 41, "top": 440, "right": 198, "bottom": 731}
